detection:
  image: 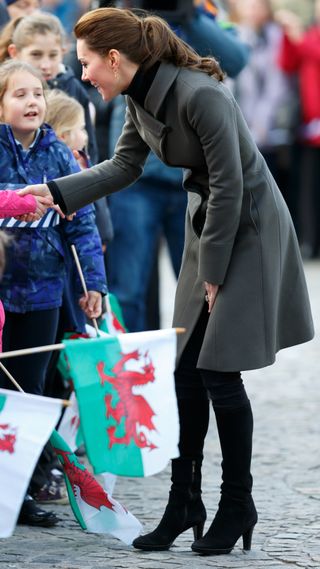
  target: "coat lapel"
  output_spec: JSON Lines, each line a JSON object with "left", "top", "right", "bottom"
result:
{"left": 144, "top": 63, "right": 180, "bottom": 118}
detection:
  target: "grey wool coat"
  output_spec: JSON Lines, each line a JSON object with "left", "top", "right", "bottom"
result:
{"left": 52, "top": 62, "right": 314, "bottom": 371}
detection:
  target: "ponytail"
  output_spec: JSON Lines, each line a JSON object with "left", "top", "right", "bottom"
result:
{"left": 74, "top": 7, "right": 224, "bottom": 81}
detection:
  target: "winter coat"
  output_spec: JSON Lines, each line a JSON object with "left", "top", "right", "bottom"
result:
{"left": 0, "top": 123, "right": 107, "bottom": 313}
{"left": 108, "top": 9, "right": 250, "bottom": 187}
{"left": 48, "top": 65, "right": 98, "bottom": 163}
{"left": 49, "top": 62, "right": 314, "bottom": 371}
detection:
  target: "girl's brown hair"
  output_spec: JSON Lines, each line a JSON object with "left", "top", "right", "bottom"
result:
{"left": 0, "top": 59, "right": 47, "bottom": 107}
{"left": 74, "top": 7, "right": 224, "bottom": 80}
{"left": 0, "top": 17, "right": 22, "bottom": 63}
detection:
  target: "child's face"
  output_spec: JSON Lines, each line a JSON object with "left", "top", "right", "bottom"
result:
{"left": 62, "top": 118, "right": 88, "bottom": 151}
{"left": 14, "top": 33, "right": 64, "bottom": 82}
{"left": 0, "top": 71, "right": 46, "bottom": 143}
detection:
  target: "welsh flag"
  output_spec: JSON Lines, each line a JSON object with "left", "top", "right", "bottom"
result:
{"left": 62, "top": 329, "right": 180, "bottom": 477}
{"left": 50, "top": 430, "right": 142, "bottom": 543}
{"left": 0, "top": 389, "right": 63, "bottom": 538}
{"left": 99, "top": 293, "right": 127, "bottom": 334}
{"left": 57, "top": 391, "right": 83, "bottom": 452}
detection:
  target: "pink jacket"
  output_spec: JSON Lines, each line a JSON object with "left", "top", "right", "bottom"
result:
{"left": 0, "top": 301, "right": 4, "bottom": 352}
{"left": 0, "top": 190, "right": 36, "bottom": 218}
{"left": 0, "top": 191, "right": 36, "bottom": 351}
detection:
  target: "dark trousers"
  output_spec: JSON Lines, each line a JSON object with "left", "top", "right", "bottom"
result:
{"left": 174, "top": 303, "right": 250, "bottom": 460}
{"left": 0, "top": 309, "right": 60, "bottom": 495}
{"left": 175, "top": 303, "right": 248, "bottom": 406}
{"left": 0, "top": 308, "right": 60, "bottom": 395}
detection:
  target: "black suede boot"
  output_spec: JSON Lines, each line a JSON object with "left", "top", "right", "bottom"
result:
{"left": 133, "top": 396, "right": 209, "bottom": 551}
{"left": 192, "top": 402, "right": 257, "bottom": 555}
{"left": 132, "top": 457, "right": 206, "bottom": 551}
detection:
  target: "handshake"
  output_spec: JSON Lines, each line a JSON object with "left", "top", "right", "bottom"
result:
{"left": 14, "top": 185, "right": 74, "bottom": 222}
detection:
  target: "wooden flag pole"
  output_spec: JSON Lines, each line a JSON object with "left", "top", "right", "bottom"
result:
{"left": 0, "top": 360, "right": 71, "bottom": 406}
{"left": 70, "top": 244, "right": 100, "bottom": 337}
{"left": 0, "top": 361, "right": 23, "bottom": 393}
{"left": 0, "top": 328, "right": 186, "bottom": 360}
{"left": 0, "top": 343, "right": 65, "bottom": 359}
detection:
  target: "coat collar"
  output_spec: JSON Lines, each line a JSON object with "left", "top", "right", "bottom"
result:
{"left": 144, "top": 62, "right": 180, "bottom": 118}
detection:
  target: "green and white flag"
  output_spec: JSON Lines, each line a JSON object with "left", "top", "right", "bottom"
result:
{"left": 63, "top": 329, "right": 180, "bottom": 477}
{"left": 50, "top": 430, "right": 142, "bottom": 544}
{"left": 57, "top": 391, "right": 83, "bottom": 452}
{"left": 0, "top": 389, "right": 63, "bottom": 538}
{"left": 100, "top": 293, "right": 127, "bottom": 335}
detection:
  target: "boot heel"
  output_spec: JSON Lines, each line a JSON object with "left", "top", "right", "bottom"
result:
{"left": 242, "top": 524, "right": 255, "bottom": 551}
{"left": 192, "top": 520, "right": 205, "bottom": 540}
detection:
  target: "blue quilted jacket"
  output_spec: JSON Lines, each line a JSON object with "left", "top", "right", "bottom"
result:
{"left": 0, "top": 124, "right": 107, "bottom": 313}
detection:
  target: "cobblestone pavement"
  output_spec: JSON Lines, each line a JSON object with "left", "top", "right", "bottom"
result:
{"left": 1, "top": 260, "right": 319, "bottom": 569}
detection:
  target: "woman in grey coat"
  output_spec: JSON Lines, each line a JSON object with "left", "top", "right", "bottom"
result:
{"left": 19, "top": 6, "right": 314, "bottom": 556}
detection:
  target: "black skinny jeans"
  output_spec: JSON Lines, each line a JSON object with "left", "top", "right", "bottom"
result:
{"left": 0, "top": 309, "right": 60, "bottom": 395}
{"left": 175, "top": 303, "right": 249, "bottom": 409}
{"left": 174, "top": 303, "right": 250, "bottom": 460}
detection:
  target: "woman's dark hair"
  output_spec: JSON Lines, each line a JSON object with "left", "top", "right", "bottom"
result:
{"left": 74, "top": 7, "right": 224, "bottom": 80}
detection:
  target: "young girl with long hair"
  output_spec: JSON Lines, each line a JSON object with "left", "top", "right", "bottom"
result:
{"left": 0, "top": 59, "right": 107, "bottom": 526}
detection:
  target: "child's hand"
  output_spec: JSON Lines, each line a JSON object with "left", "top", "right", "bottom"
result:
{"left": 34, "top": 195, "right": 52, "bottom": 219}
{"left": 79, "top": 291, "right": 102, "bottom": 319}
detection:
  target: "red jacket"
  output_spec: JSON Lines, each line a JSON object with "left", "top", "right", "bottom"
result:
{"left": 279, "top": 26, "right": 320, "bottom": 145}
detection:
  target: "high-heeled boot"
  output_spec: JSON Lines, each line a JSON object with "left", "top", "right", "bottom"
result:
{"left": 132, "top": 457, "right": 206, "bottom": 551}
{"left": 192, "top": 402, "right": 258, "bottom": 555}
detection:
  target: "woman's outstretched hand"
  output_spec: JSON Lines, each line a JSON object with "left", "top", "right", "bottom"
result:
{"left": 18, "top": 183, "right": 52, "bottom": 200}
{"left": 17, "top": 184, "right": 75, "bottom": 221}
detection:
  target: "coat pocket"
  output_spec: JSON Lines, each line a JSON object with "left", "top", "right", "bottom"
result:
{"left": 249, "top": 191, "right": 260, "bottom": 234}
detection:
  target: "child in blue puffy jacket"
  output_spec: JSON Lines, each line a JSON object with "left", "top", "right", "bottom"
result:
{"left": 0, "top": 59, "right": 107, "bottom": 527}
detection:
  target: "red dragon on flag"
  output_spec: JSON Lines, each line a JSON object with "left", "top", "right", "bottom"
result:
{"left": 0, "top": 423, "right": 16, "bottom": 454}
{"left": 97, "top": 350, "right": 157, "bottom": 450}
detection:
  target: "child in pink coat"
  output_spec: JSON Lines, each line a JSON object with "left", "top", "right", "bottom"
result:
{"left": 0, "top": 189, "right": 49, "bottom": 350}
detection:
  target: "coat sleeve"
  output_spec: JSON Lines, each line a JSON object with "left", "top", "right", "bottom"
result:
{"left": 186, "top": 84, "right": 243, "bottom": 285}
{"left": 278, "top": 33, "right": 301, "bottom": 73}
{"left": 51, "top": 105, "right": 151, "bottom": 214}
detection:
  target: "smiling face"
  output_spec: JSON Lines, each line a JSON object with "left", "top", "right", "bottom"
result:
{"left": 0, "top": 70, "right": 46, "bottom": 147}
{"left": 11, "top": 33, "right": 64, "bottom": 82}
{"left": 77, "top": 38, "right": 138, "bottom": 102}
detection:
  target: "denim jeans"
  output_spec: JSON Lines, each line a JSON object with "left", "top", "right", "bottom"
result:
{"left": 106, "top": 177, "right": 187, "bottom": 331}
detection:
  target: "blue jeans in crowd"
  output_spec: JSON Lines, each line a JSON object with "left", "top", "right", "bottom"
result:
{"left": 106, "top": 177, "right": 187, "bottom": 332}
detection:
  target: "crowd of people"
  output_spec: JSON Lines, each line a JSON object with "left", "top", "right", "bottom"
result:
{"left": 0, "top": 0, "right": 316, "bottom": 556}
